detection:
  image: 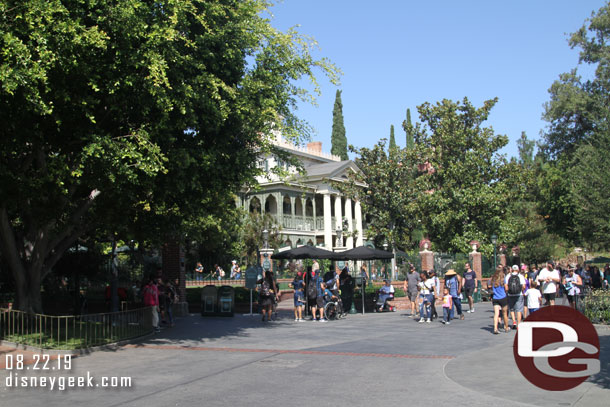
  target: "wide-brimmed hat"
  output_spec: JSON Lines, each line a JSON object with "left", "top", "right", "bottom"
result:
{"left": 445, "top": 269, "right": 457, "bottom": 276}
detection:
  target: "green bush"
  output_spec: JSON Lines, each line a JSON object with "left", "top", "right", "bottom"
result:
{"left": 583, "top": 290, "right": 610, "bottom": 325}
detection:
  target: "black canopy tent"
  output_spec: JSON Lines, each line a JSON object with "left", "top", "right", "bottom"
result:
{"left": 332, "top": 245, "right": 394, "bottom": 260}
{"left": 270, "top": 245, "right": 338, "bottom": 260}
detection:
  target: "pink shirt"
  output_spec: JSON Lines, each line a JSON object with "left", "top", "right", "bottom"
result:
{"left": 143, "top": 283, "right": 159, "bottom": 306}
{"left": 442, "top": 294, "right": 453, "bottom": 308}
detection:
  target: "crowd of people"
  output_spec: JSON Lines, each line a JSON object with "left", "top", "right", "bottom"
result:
{"left": 402, "top": 264, "right": 477, "bottom": 325}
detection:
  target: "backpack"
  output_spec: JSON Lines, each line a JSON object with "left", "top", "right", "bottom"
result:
{"left": 307, "top": 279, "right": 318, "bottom": 298}
{"left": 261, "top": 280, "right": 271, "bottom": 296}
{"left": 508, "top": 274, "right": 522, "bottom": 295}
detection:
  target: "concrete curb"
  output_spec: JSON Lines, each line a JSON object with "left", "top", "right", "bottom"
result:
{"left": 0, "top": 331, "right": 155, "bottom": 356}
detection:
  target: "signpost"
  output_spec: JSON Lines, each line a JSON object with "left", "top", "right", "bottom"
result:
{"left": 244, "top": 266, "right": 260, "bottom": 316}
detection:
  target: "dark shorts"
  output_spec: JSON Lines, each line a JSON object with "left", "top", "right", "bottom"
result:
{"left": 408, "top": 290, "right": 419, "bottom": 302}
{"left": 567, "top": 294, "right": 577, "bottom": 304}
{"left": 464, "top": 287, "right": 475, "bottom": 298}
{"left": 492, "top": 297, "right": 508, "bottom": 307}
{"left": 308, "top": 297, "right": 318, "bottom": 308}
{"left": 316, "top": 296, "right": 325, "bottom": 308}
{"left": 507, "top": 295, "right": 524, "bottom": 312}
{"left": 544, "top": 293, "right": 556, "bottom": 302}
{"left": 259, "top": 295, "right": 273, "bottom": 307}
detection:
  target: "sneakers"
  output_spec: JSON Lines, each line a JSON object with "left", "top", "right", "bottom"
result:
{"left": 418, "top": 318, "right": 425, "bottom": 323}
{"left": 426, "top": 318, "right": 431, "bottom": 323}
{"left": 294, "top": 318, "right": 299, "bottom": 321}
{"left": 154, "top": 327, "right": 161, "bottom": 333}
{"left": 446, "top": 321, "right": 450, "bottom": 325}
{"left": 319, "top": 318, "right": 327, "bottom": 323}
{"left": 298, "top": 318, "right": 305, "bottom": 322}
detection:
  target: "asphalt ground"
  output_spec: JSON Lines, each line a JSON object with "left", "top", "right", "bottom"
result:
{"left": 0, "top": 301, "right": 608, "bottom": 407}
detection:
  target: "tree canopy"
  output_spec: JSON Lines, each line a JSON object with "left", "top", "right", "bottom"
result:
{"left": 0, "top": 0, "right": 338, "bottom": 312}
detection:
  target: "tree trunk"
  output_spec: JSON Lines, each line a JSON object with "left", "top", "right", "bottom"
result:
{"left": 13, "top": 265, "right": 43, "bottom": 314}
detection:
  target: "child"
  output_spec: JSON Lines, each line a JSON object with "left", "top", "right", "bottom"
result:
{"left": 441, "top": 287, "right": 453, "bottom": 325}
{"left": 294, "top": 286, "right": 305, "bottom": 321}
{"left": 525, "top": 280, "right": 542, "bottom": 314}
{"left": 319, "top": 282, "right": 334, "bottom": 322}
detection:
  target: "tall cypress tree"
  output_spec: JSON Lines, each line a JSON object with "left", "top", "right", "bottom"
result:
{"left": 404, "top": 108, "right": 415, "bottom": 149}
{"left": 389, "top": 124, "right": 397, "bottom": 153}
{"left": 331, "top": 90, "right": 348, "bottom": 160}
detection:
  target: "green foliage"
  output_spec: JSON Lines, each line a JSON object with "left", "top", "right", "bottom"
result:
{"left": 239, "top": 211, "right": 282, "bottom": 266}
{"left": 404, "top": 108, "right": 415, "bottom": 149}
{"left": 389, "top": 125, "right": 397, "bottom": 153}
{"left": 0, "top": 0, "right": 339, "bottom": 312}
{"left": 569, "top": 129, "right": 610, "bottom": 249}
{"left": 331, "top": 89, "right": 348, "bottom": 160}
{"left": 338, "top": 140, "right": 420, "bottom": 251}
{"left": 539, "top": 2, "right": 610, "bottom": 249}
{"left": 410, "top": 98, "right": 525, "bottom": 255}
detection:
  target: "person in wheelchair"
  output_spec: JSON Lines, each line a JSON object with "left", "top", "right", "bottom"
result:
{"left": 375, "top": 279, "right": 396, "bottom": 312}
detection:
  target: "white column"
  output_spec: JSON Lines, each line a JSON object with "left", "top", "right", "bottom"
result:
{"left": 355, "top": 200, "right": 363, "bottom": 247}
{"left": 345, "top": 197, "right": 354, "bottom": 249}
{"left": 323, "top": 193, "right": 332, "bottom": 249}
{"left": 334, "top": 195, "right": 342, "bottom": 235}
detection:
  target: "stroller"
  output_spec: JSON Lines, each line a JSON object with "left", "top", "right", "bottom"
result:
{"left": 374, "top": 286, "right": 396, "bottom": 312}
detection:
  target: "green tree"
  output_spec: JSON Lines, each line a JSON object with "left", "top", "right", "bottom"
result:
{"left": 540, "top": 2, "right": 610, "bottom": 247}
{"left": 409, "top": 98, "right": 525, "bottom": 254}
{"left": 517, "top": 132, "right": 536, "bottom": 167}
{"left": 0, "top": 0, "right": 338, "bottom": 312}
{"left": 569, "top": 129, "right": 610, "bottom": 249}
{"left": 337, "top": 141, "right": 421, "bottom": 250}
{"left": 403, "top": 108, "right": 415, "bottom": 149}
{"left": 331, "top": 89, "right": 348, "bottom": 160}
{"left": 388, "top": 125, "right": 397, "bottom": 154}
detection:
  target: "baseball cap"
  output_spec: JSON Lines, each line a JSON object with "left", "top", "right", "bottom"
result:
{"left": 547, "top": 260, "right": 555, "bottom": 267}
{"left": 512, "top": 265, "right": 519, "bottom": 271}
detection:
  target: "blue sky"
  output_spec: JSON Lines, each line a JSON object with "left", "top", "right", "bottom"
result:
{"left": 268, "top": 0, "right": 606, "bottom": 158}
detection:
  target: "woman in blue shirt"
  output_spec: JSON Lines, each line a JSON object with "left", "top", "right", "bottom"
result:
{"left": 491, "top": 265, "right": 510, "bottom": 334}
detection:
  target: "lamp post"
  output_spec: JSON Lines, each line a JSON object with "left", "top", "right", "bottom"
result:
{"left": 383, "top": 241, "right": 389, "bottom": 280}
{"left": 491, "top": 234, "right": 498, "bottom": 271}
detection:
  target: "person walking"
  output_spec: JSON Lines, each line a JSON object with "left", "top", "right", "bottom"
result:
{"left": 536, "top": 261, "right": 560, "bottom": 306}
{"left": 505, "top": 265, "right": 526, "bottom": 329}
{"left": 445, "top": 269, "right": 464, "bottom": 320}
{"left": 441, "top": 287, "right": 453, "bottom": 325}
{"left": 403, "top": 265, "right": 421, "bottom": 318}
{"left": 462, "top": 263, "right": 477, "bottom": 313}
{"left": 429, "top": 270, "right": 440, "bottom": 320}
{"left": 563, "top": 266, "right": 583, "bottom": 309}
{"left": 257, "top": 270, "right": 277, "bottom": 322}
{"left": 490, "top": 266, "right": 509, "bottom": 334}
{"left": 143, "top": 277, "right": 160, "bottom": 333}
{"left": 418, "top": 271, "right": 434, "bottom": 323}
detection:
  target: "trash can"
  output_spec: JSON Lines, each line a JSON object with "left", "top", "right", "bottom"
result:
{"left": 217, "top": 285, "right": 235, "bottom": 317}
{"left": 201, "top": 285, "right": 218, "bottom": 316}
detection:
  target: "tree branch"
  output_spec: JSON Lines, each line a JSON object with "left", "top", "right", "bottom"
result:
{"left": 47, "top": 188, "right": 101, "bottom": 254}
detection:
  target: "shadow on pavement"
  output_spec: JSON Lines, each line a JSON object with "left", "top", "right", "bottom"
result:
{"left": 589, "top": 333, "right": 610, "bottom": 389}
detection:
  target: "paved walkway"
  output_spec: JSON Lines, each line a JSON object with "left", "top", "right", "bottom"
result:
{"left": 0, "top": 302, "right": 608, "bottom": 407}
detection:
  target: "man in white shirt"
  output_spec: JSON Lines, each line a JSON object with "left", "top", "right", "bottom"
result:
{"left": 536, "top": 260, "right": 561, "bottom": 306}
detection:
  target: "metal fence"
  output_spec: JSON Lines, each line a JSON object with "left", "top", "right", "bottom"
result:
{"left": 579, "top": 290, "right": 610, "bottom": 324}
{"left": 0, "top": 307, "right": 153, "bottom": 349}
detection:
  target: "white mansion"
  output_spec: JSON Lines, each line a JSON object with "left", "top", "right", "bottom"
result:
{"left": 237, "top": 135, "right": 366, "bottom": 250}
